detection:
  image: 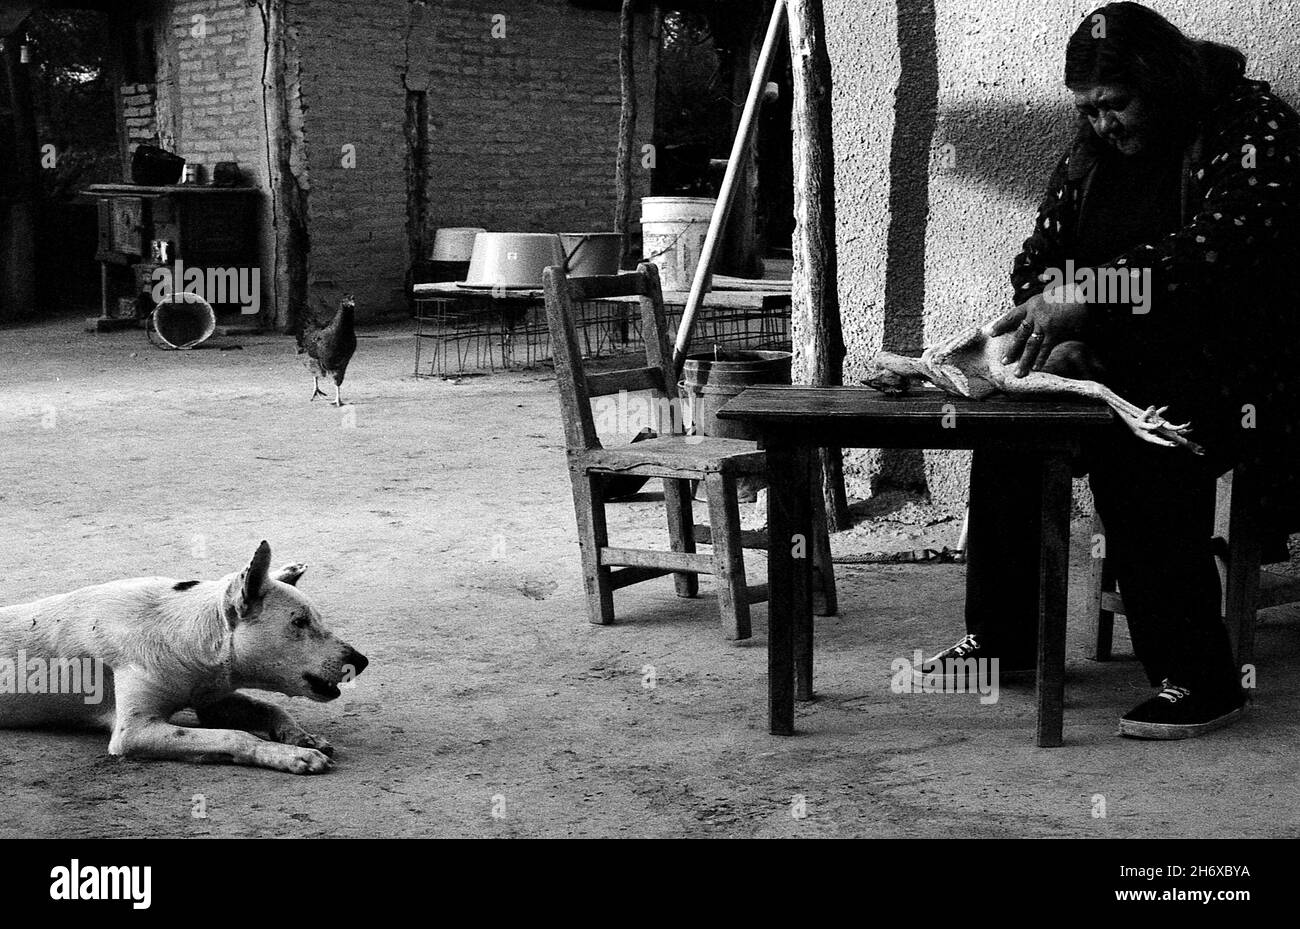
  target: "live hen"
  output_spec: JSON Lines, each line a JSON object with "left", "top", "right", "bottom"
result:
{"left": 297, "top": 295, "right": 357, "bottom": 407}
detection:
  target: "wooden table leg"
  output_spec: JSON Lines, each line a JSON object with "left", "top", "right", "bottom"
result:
{"left": 792, "top": 448, "right": 815, "bottom": 702}
{"left": 1036, "top": 451, "right": 1072, "bottom": 747}
{"left": 1224, "top": 459, "right": 1262, "bottom": 673}
{"left": 766, "top": 442, "right": 812, "bottom": 734}
{"left": 965, "top": 448, "right": 1001, "bottom": 638}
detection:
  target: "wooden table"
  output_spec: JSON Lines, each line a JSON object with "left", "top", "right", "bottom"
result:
{"left": 716, "top": 385, "right": 1115, "bottom": 747}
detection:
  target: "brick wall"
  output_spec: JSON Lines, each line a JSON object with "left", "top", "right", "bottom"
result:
{"left": 146, "top": 0, "right": 652, "bottom": 322}
{"left": 295, "top": 0, "right": 653, "bottom": 318}
{"left": 120, "top": 83, "right": 158, "bottom": 151}
{"left": 154, "top": 0, "right": 266, "bottom": 184}
{"left": 418, "top": 0, "right": 644, "bottom": 236}
{"left": 291, "top": 0, "right": 408, "bottom": 315}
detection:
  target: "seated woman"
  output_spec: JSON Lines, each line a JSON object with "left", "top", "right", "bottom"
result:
{"left": 921, "top": 1, "right": 1300, "bottom": 739}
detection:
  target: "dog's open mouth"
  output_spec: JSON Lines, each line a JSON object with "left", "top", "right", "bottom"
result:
{"left": 303, "top": 673, "right": 341, "bottom": 701}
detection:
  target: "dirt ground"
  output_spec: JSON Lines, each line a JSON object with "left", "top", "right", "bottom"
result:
{"left": 1, "top": 315, "right": 1297, "bottom": 838}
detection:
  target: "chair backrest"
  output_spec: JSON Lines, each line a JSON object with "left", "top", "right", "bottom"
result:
{"left": 542, "top": 262, "right": 680, "bottom": 452}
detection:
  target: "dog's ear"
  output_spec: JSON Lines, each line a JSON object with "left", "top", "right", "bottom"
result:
{"left": 231, "top": 540, "right": 273, "bottom": 618}
{"left": 273, "top": 562, "right": 307, "bottom": 586}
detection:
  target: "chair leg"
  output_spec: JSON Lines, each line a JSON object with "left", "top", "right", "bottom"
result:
{"left": 810, "top": 483, "right": 837, "bottom": 617}
{"left": 663, "top": 477, "right": 699, "bottom": 598}
{"left": 1086, "top": 514, "right": 1115, "bottom": 661}
{"left": 704, "top": 471, "right": 752, "bottom": 641}
{"left": 569, "top": 468, "right": 615, "bottom": 625}
{"left": 1093, "top": 561, "right": 1116, "bottom": 662}
{"left": 1224, "top": 464, "right": 1263, "bottom": 675}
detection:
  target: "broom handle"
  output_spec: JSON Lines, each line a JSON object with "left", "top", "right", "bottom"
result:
{"left": 671, "top": 0, "right": 788, "bottom": 377}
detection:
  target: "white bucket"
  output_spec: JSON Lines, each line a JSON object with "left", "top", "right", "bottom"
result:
{"left": 430, "top": 227, "right": 487, "bottom": 262}
{"left": 463, "top": 232, "right": 565, "bottom": 289}
{"left": 641, "top": 196, "right": 715, "bottom": 291}
{"left": 560, "top": 232, "right": 622, "bottom": 277}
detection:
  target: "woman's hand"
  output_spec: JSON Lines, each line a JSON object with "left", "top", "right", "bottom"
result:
{"left": 989, "top": 288, "right": 1093, "bottom": 377}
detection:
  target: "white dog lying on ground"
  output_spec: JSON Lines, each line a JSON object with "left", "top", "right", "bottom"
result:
{"left": 0, "top": 541, "right": 367, "bottom": 775}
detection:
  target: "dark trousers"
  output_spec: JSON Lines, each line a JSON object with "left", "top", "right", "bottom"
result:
{"left": 966, "top": 427, "right": 1239, "bottom": 695}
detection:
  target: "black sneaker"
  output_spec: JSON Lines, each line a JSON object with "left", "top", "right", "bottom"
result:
{"left": 1118, "top": 679, "right": 1246, "bottom": 740}
{"left": 911, "top": 634, "right": 1034, "bottom": 688}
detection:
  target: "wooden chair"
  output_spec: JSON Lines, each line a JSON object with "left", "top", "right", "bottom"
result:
{"left": 542, "top": 262, "right": 836, "bottom": 640}
{"left": 1088, "top": 458, "right": 1300, "bottom": 670}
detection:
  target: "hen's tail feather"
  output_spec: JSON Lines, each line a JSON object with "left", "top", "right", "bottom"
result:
{"left": 294, "top": 294, "right": 339, "bottom": 351}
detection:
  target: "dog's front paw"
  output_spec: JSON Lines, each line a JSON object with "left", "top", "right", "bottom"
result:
{"left": 251, "top": 741, "right": 333, "bottom": 774}
{"left": 271, "top": 724, "right": 335, "bottom": 757}
{"left": 289, "top": 731, "right": 335, "bottom": 758}
{"left": 285, "top": 746, "right": 333, "bottom": 775}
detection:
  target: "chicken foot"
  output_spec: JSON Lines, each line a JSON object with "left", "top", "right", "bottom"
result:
{"left": 993, "top": 368, "right": 1203, "bottom": 454}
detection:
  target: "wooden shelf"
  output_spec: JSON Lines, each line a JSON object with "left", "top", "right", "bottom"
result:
{"left": 85, "top": 184, "right": 259, "bottom": 196}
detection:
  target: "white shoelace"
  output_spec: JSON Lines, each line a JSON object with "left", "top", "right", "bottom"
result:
{"left": 950, "top": 634, "right": 980, "bottom": 658}
{"left": 1157, "top": 680, "right": 1192, "bottom": 703}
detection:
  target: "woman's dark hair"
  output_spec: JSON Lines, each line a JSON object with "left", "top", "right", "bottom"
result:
{"left": 1065, "top": 2, "right": 1246, "bottom": 139}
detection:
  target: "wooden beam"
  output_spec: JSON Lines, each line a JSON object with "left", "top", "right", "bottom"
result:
{"left": 256, "top": 0, "right": 309, "bottom": 332}
{"left": 608, "top": 565, "right": 674, "bottom": 590}
{"left": 584, "top": 366, "right": 664, "bottom": 397}
{"left": 788, "top": 0, "right": 850, "bottom": 530}
{"left": 567, "top": 272, "right": 642, "bottom": 300}
{"left": 746, "top": 582, "right": 771, "bottom": 604}
{"left": 600, "top": 546, "right": 714, "bottom": 574}
{"left": 614, "top": 0, "right": 637, "bottom": 268}
{"left": 104, "top": 8, "right": 132, "bottom": 178}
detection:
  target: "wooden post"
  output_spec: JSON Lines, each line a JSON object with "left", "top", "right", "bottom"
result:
{"left": 256, "top": 0, "right": 309, "bottom": 332}
{"left": 103, "top": 11, "right": 132, "bottom": 179}
{"left": 614, "top": 0, "right": 637, "bottom": 268}
{"left": 788, "top": 0, "right": 849, "bottom": 530}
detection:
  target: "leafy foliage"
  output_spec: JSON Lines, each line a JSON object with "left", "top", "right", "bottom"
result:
{"left": 23, "top": 10, "right": 121, "bottom": 197}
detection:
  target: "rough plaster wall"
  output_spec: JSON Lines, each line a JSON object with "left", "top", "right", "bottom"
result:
{"left": 823, "top": 0, "right": 1300, "bottom": 509}
{"left": 822, "top": 0, "right": 903, "bottom": 501}
{"left": 296, "top": 0, "right": 654, "bottom": 318}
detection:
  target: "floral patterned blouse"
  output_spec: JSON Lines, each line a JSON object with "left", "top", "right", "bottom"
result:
{"left": 1011, "top": 79, "right": 1300, "bottom": 440}
{"left": 1010, "top": 76, "right": 1300, "bottom": 534}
